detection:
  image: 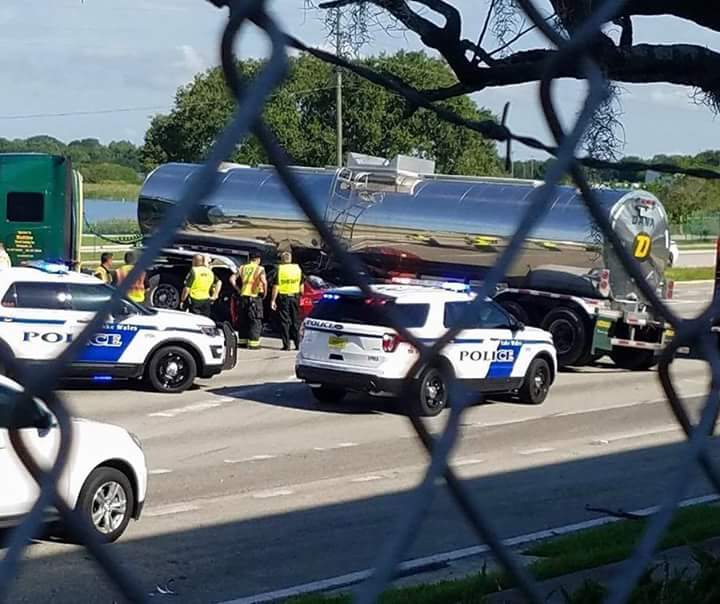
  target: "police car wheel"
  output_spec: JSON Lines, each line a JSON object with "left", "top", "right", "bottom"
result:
{"left": 147, "top": 346, "right": 197, "bottom": 393}
{"left": 412, "top": 367, "right": 448, "bottom": 417}
{"left": 310, "top": 385, "right": 346, "bottom": 404}
{"left": 519, "top": 358, "right": 551, "bottom": 405}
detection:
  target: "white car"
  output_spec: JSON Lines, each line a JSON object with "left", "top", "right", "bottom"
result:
{"left": 296, "top": 281, "right": 557, "bottom": 416}
{"left": 0, "top": 375, "right": 147, "bottom": 542}
{"left": 0, "top": 262, "right": 236, "bottom": 393}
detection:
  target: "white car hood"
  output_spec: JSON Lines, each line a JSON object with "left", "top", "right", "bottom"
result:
{"left": 141, "top": 308, "right": 215, "bottom": 330}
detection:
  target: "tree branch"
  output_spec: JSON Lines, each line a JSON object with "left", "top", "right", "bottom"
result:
{"left": 598, "top": 0, "right": 720, "bottom": 34}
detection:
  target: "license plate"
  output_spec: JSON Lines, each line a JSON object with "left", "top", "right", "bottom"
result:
{"left": 328, "top": 335, "right": 347, "bottom": 350}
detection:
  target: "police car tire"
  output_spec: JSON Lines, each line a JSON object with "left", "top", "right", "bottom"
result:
{"left": 412, "top": 367, "right": 448, "bottom": 417}
{"left": 76, "top": 467, "right": 134, "bottom": 543}
{"left": 310, "top": 385, "right": 346, "bottom": 404}
{"left": 541, "top": 307, "right": 587, "bottom": 367}
{"left": 146, "top": 346, "right": 197, "bottom": 393}
{"left": 518, "top": 357, "right": 551, "bottom": 405}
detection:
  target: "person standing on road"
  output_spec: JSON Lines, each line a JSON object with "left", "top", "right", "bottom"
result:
{"left": 230, "top": 251, "right": 266, "bottom": 349}
{"left": 180, "top": 254, "right": 221, "bottom": 317}
{"left": 115, "top": 250, "right": 147, "bottom": 304}
{"left": 271, "top": 251, "right": 303, "bottom": 351}
{"left": 93, "top": 252, "right": 115, "bottom": 284}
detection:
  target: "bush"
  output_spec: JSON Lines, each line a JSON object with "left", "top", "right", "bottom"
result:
{"left": 87, "top": 218, "right": 140, "bottom": 235}
{"left": 78, "top": 162, "right": 140, "bottom": 184}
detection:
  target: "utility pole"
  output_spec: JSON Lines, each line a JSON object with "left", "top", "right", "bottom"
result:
{"left": 335, "top": 7, "right": 343, "bottom": 167}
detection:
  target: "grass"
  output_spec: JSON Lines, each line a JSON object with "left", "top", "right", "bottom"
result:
{"left": 84, "top": 181, "right": 140, "bottom": 201}
{"left": 666, "top": 266, "right": 715, "bottom": 281}
{"left": 287, "top": 504, "right": 720, "bottom": 604}
{"left": 676, "top": 240, "right": 716, "bottom": 249}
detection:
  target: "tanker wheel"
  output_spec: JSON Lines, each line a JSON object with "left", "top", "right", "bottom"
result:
{"left": 500, "top": 301, "right": 529, "bottom": 325}
{"left": 610, "top": 348, "right": 656, "bottom": 371}
{"left": 541, "top": 307, "right": 589, "bottom": 368}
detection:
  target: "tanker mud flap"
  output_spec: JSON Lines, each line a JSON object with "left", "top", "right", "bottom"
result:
{"left": 591, "top": 317, "right": 614, "bottom": 356}
{"left": 221, "top": 321, "right": 238, "bottom": 370}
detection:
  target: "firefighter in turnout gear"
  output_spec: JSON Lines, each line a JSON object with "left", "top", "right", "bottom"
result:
{"left": 180, "top": 254, "right": 221, "bottom": 317}
{"left": 115, "top": 251, "right": 147, "bottom": 304}
{"left": 231, "top": 251, "right": 267, "bottom": 349}
{"left": 271, "top": 251, "right": 303, "bottom": 351}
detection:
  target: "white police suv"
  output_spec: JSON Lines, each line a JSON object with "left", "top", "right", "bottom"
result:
{"left": 0, "top": 263, "right": 235, "bottom": 393}
{"left": 296, "top": 282, "right": 557, "bottom": 416}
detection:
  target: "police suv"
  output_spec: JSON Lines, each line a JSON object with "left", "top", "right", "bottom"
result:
{"left": 296, "top": 282, "right": 557, "bottom": 416}
{"left": 0, "top": 263, "right": 235, "bottom": 392}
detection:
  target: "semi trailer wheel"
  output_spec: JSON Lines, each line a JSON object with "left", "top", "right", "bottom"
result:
{"left": 610, "top": 348, "right": 656, "bottom": 371}
{"left": 541, "top": 307, "right": 589, "bottom": 367}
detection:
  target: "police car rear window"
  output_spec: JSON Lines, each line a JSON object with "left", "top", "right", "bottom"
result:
{"left": 444, "top": 301, "right": 511, "bottom": 329}
{"left": 310, "top": 297, "right": 429, "bottom": 328}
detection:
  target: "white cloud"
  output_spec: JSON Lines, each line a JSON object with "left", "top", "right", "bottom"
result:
{"left": 178, "top": 44, "right": 208, "bottom": 77}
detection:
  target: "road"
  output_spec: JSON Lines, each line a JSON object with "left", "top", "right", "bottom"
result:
{"left": 675, "top": 248, "right": 715, "bottom": 267}
{"left": 2, "top": 283, "right": 718, "bottom": 604}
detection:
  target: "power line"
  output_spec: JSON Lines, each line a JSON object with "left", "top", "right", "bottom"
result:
{"left": 0, "top": 106, "right": 167, "bottom": 120}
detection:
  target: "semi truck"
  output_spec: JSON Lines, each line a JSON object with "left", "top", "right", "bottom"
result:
{"left": 138, "top": 153, "right": 676, "bottom": 370}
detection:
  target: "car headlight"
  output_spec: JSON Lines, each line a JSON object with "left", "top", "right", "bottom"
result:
{"left": 128, "top": 431, "right": 143, "bottom": 451}
{"left": 200, "top": 326, "right": 221, "bottom": 337}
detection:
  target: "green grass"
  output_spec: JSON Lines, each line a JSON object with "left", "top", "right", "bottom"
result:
{"left": 676, "top": 240, "right": 716, "bottom": 249}
{"left": 84, "top": 181, "right": 140, "bottom": 201}
{"left": 287, "top": 504, "right": 720, "bottom": 604}
{"left": 666, "top": 266, "right": 715, "bottom": 281}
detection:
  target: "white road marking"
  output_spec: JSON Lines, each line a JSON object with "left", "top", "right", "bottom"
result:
{"left": 453, "top": 458, "right": 485, "bottom": 467}
{"left": 224, "top": 455, "right": 277, "bottom": 464}
{"left": 148, "top": 399, "right": 232, "bottom": 418}
{"left": 144, "top": 503, "right": 199, "bottom": 517}
{"left": 517, "top": 447, "right": 555, "bottom": 455}
{"left": 252, "top": 488, "right": 294, "bottom": 499}
{"left": 149, "top": 468, "right": 173, "bottom": 475}
{"left": 314, "top": 442, "right": 358, "bottom": 452}
{"left": 217, "top": 493, "right": 720, "bottom": 604}
{"left": 591, "top": 426, "right": 680, "bottom": 444}
{"left": 350, "top": 475, "right": 384, "bottom": 483}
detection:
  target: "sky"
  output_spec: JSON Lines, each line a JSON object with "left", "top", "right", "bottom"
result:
{"left": 0, "top": 0, "right": 718, "bottom": 161}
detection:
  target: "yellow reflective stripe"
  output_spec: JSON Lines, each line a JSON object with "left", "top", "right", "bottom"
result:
{"left": 240, "top": 264, "right": 261, "bottom": 296}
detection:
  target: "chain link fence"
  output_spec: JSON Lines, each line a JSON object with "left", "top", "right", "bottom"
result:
{"left": 2, "top": 1, "right": 720, "bottom": 603}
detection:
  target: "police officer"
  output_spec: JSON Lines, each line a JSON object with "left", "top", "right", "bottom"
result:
{"left": 271, "top": 251, "right": 303, "bottom": 351}
{"left": 180, "top": 254, "right": 221, "bottom": 317}
{"left": 115, "top": 251, "right": 147, "bottom": 304}
{"left": 93, "top": 252, "right": 115, "bottom": 284}
{"left": 230, "top": 251, "right": 267, "bottom": 349}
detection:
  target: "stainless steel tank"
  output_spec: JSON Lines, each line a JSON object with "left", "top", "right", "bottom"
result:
{"left": 138, "top": 162, "right": 670, "bottom": 300}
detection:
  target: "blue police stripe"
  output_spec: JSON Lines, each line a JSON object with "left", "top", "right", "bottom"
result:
{"left": 486, "top": 342, "right": 523, "bottom": 378}
{"left": 76, "top": 325, "right": 141, "bottom": 363}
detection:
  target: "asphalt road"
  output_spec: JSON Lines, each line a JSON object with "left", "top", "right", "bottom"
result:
{"left": 2, "top": 282, "right": 718, "bottom": 604}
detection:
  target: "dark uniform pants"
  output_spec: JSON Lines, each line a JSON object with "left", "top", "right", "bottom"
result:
{"left": 277, "top": 294, "right": 300, "bottom": 350}
{"left": 189, "top": 298, "right": 212, "bottom": 317}
{"left": 239, "top": 296, "right": 263, "bottom": 348}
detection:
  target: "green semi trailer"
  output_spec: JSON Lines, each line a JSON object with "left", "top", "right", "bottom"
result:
{"left": 0, "top": 153, "right": 83, "bottom": 267}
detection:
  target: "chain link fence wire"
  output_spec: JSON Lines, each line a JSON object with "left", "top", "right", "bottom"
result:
{"left": 2, "top": 0, "right": 720, "bottom": 602}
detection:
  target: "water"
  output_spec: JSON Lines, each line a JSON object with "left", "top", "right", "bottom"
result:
{"left": 84, "top": 199, "right": 138, "bottom": 223}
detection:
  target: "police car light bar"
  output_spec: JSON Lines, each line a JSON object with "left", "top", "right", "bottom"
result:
{"left": 24, "top": 260, "right": 69, "bottom": 274}
{"left": 389, "top": 276, "right": 470, "bottom": 293}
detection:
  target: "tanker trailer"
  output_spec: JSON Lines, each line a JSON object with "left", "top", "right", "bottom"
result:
{"left": 138, "top": 155, "right": 674, "bottom": 369}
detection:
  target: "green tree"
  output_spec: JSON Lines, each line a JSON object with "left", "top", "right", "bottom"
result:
{"left": 142, "top": 51, "right": 501, "bottom": 175}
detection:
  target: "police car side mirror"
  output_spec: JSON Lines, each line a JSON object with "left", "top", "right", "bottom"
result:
{"left": 512, "top": 319, "right": 525, "bottom": 332}
{"left": 112, "top": 300, "right": 134, "bottom": 317}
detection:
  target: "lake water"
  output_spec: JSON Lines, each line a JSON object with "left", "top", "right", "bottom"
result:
{"left": 85, "top": 199, "right": 138, "bottom": 223}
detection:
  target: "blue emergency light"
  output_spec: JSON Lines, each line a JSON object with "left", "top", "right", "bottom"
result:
{"left": 24, "top": 260, "right": 69, "bottom": 274}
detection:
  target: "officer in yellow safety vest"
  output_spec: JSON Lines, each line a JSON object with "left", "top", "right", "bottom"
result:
{"left": 180, "top": 254, "right": 221, "bottom": 317}
{"left": 271, "top": 251, "right": 303, "bottom": 351}
{"left": 230, "top": 251, "right": 267, "bottom": 349}
{"left": 115, "top": 250, "right": 147, "bottom": 304}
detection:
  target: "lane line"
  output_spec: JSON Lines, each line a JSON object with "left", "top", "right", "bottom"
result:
{"left": 314, "top": 442, "right": 358, "bottom": 452}
{"left": 144, "top": 503, "right": 199, "bottom": 517}
{"left": 453, "top": 458, "right": 485, "bottom": 467}
{"left": 590, "top": 426, "right": 680, "bottom": 445}
{"left": 252, "top": 488, "right": 294, "bottom": 499}
{"left": 517, "top": 447, "right": 555, "bottom": 456}
{"left": 149, "top": 468, "right": 173, "bottom": 475}
{"left": 217, "top": 493, "right": 720, "bottom": 604}
{"left": 224, "top": 455, "right": 277, "bottom": 464}
{"left": 350, "top": 475, "right": 383, "bottom": 483}
{"left": 148, "top": 399, "right": 229, "bottom": 418}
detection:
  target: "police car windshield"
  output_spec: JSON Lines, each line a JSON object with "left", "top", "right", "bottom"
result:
{"left": 310, "top": 295, "right": 429, "bottom": 328}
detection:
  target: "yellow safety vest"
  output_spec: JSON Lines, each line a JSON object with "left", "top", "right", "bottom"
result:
{"left": 94, "top": 265, "right": 111, "bottom": 284}
{"left": 117, "top": 264, "right": 145, "bottom": 303}
{"left": 240, "top": 263, "right": 263, "bottom": 297}
{"left": 188, "top": 266, "right": 214, "bottom": 301}
{"left": 277, "top": 263, "right": 302, "bottom": 295}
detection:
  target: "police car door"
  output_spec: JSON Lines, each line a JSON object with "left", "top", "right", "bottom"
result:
{"left": 444, "top": 301, "right": 516, "bottom": 383}
{"left": 0, "top": 281, "right": 74, "bottom": 362}
{"left": 65, "top": 283, "right": 141, "bottom": 366}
